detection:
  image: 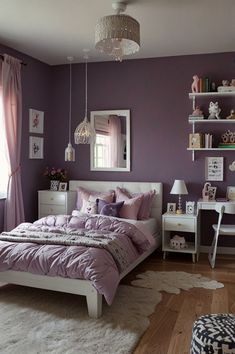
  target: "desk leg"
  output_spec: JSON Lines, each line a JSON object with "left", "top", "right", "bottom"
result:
{"left": 192, "top": 254, "right": 196, "bottom": 263}
{"left": 163, "top": 251, "right": 166, "bottom": 260}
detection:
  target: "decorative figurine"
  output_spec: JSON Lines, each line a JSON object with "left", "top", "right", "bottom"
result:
{"left": 170, "top": 235, "right": 188, "bottom": 250}
{"left": 202, "top": 182, "right": 211, "bottom": 202}
{"left": 226, "top": 109, "right": 235, "bottom": 120}
{"left": 222, "top": 80, "right": 230, "bottom": 86}
{"left": 221, "top": 130, "right": 235, "bottom": 143}
{"left": 208, "top": 101, "right": 221, "bottom": 119}
{"left": 191, "top": 75, "right": 200, "bottom": 93}
{"left": 192, "top": 106, "right": 204, "bottom": 117}
{"left": 230, "top": 79, "right": 235, "bottom": 87}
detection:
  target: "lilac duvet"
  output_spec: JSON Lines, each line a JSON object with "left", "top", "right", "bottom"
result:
{"left": 0, "top": 213, "right": 151, "bottom": 304}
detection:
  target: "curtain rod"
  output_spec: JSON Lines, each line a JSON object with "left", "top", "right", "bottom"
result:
{"left": 0, "top": 54, "right": 27, "bottom": 66}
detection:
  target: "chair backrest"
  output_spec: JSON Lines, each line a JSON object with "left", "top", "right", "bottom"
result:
{"left": 215, "top": 202, "right": 235, "bottom": 215}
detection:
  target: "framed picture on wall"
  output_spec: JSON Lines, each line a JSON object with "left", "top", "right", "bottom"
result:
{"left": 205, "top": 157, "right": 224, "bottom": 181}
{"left": 29, "top": 108, "right": 44, "bottom": 134}
{"left": 29, "top": 136, "right": 44, "bottom": 159}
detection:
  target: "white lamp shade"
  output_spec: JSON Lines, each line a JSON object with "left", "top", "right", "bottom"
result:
{"left": 170, "top": 180, "right": 188, "bottom": 195}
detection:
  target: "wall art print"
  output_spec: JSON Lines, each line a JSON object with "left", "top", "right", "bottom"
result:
{"left": 29, "top": 108, "right": 44, "bottom": 134}
{"left": 29, "top": 136, "right": 44, "bottom": 159}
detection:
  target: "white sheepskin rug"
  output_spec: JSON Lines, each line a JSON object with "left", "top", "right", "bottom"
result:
{"left": 0, "top": 272, "right": 223, "bottom": 354}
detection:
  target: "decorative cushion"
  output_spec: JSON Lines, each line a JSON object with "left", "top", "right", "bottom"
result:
{"left": 115, "top": 187, "right": 156, "bottom": 220}
{"left": 98, "top": 199, "right": 124, "bottom": 217}
{"left": 76, "top": 187, "right": 114, "bottom": 210}
{"left": 118, "top": 194, "right": 143, "bottom": 220}
{"left": 80, "top": 199, "right": 98, "bottom": 215}
{"left": 191, "top": 314, "right": 235, "bottom": 354}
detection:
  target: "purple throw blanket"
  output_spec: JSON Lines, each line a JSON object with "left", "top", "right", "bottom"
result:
{"left": 0, "top": 214, "right": 151, "bottom": 304}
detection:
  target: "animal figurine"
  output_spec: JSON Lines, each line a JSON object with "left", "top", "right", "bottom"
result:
{"left": 222, "top": 79, "right": 229, "bottom": 86}
{"left": 191, "top": 75, "right": 200, "bottom": 93}
{"left": 192, "top": 106, "right": 204, "bottom": 117}
{"left": 208, "top": 101, "right": 221, "bottom": 119}
{"left": 170, "top": 235, "right": 187, "bottom": 250}
{"left": 230, "top": 79, "right": 235, "bottom": 87}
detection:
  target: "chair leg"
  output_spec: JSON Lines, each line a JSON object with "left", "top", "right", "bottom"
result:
{"left": 208, "top": 230, "right": 219, "bottom": 269}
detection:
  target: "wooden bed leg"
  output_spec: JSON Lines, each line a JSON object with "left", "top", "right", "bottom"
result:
{"left": 86, "top": 289, "right": 102, "bottom": 318}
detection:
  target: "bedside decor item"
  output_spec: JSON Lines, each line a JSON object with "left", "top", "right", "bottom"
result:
{"left": 29, "top": 109, "right": 44, "bottom": 134}
{"left": 167, "top": 203, "right": 176, "bottom": 214}
{"left": 227, "top": 186, "right": 235, "bottom": 201}
{"left": 58, "top": 182, "right": 68, "bottom": 191}
{"left": 191, "top": 75, "right": 200, "bottom": 93}
{"left": 208, "top": 186, "right": 217, "bottom": 200}
{"left": 186, "top": 201, "right": 195, "bottom": 215}
{"left": 189, "top": 133, "right": 203, "bottom": 148}
{"left": 29, "top": 136, "right": 43, "bottom": 159}
{"left": 43, "top": 167, "right": 68, "bottom": 191}
{"left": 170, "top": 180, "right": 188, "bottom": 214}
{"left": 170, "top": 235, "right": 187, "bottom": 250}
{"left": 74, "top": 52, "right": 96, "bottom": 144}
{"left": 205, "top": 157, "right": 224, "bottom": 181}
{"left": 208, "top": 102, "right": 221, "bottom": 120}
{"left": 95, "top": 1, "right": 140, "bottom": 62}
{"left": 65, "top": 57, "right": 75, "bottom": 162}
{"left": 202, "top": 182, "right": 211, "bottom": 201}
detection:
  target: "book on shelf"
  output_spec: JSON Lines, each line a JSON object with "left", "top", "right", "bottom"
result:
{"left": 198, "top": 77, "right": 210, "bottom": 93}
{"left": 188, "top": 115, "right": 204, "bottom": 121}
{"left": 218, "top": 143, "right": 235, "bottom": 148}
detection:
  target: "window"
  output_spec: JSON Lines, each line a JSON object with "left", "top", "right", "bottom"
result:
{"left": 0, "top": 88, "right": 9, "bottom": 198}
{"left": 94, "top": 134, "right": 111, "bottom": 168}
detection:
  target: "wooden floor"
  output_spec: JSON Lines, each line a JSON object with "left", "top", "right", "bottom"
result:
{"left": 121, "top": 251, "right": 235, "bottom": 354}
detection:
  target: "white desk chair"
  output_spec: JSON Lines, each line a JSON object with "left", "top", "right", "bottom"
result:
{"left": 209, "top": 203, "right": 235, "bottom": 268}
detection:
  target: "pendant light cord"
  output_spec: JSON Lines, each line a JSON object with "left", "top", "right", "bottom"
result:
{"left": 85, "top": 59, "right": 88, "bottom": 119}
{"left": 68, "top": 61, "right": 72, "bottom": 143}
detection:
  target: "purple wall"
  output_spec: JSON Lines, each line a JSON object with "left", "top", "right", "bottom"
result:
{"left": 0, "top": 43, "right": 51, "bottom": 229}
{"left": 49, "top": 52, "right": 235, "bottom": 245}
{"left": 1, "top": 46, "right": 235, "bottom": 246}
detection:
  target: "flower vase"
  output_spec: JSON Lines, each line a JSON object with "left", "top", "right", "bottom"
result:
{"left": 50, "top": 180, "right": 60, "bottom": 191}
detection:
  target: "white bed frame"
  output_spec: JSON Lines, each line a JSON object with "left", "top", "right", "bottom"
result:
{"left": 0, "top": 181, "right": 162, "bottom": 318}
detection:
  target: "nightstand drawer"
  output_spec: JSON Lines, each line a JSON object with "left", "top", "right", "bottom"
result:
{"left": 39, "top": 192, "right": 66, "bottom": 205}
{"left": 164, "top": 217, "right": 195, "bottom": 232}
{"left": 39, "top": 204, "right": 66, "bottom": 215}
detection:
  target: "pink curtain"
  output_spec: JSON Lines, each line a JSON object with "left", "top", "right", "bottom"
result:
{"left": 109, "top": 115, "right": 122, "bottom": 168}
{"left": 2, "top": 54, "right": 25, "bottom": 231}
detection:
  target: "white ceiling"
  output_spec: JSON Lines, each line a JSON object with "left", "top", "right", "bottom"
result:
{"left": 0, "top": 0, "right": 234, "bottom": 65}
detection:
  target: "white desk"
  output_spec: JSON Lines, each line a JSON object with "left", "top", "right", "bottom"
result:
{"left": 197, "top": 199, "right": 235, "bottom": 212}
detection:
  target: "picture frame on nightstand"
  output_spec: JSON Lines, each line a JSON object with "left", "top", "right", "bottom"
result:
{"left": 186, "top": 201, "right": 195, "bottom": 214}
{"left": 167, "top": 203, "right": 176, "bottom": 214}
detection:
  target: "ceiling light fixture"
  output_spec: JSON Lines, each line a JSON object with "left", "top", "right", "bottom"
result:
{"left": 65, "top": 56, "right": 75, "bottom": 162}
{"left": 74, "top": 51, "right": 96, "bottom": 144}
{"left": 95, "top": 1, "right": 140, "bottom": 62}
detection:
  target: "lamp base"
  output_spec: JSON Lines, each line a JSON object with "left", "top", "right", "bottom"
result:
{"left": 176, "top": 209, "right": 183, "bottom": 215}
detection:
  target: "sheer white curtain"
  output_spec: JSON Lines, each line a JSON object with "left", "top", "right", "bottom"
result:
{"left": 109, "top": 115, "right": 122, "bottom": 168}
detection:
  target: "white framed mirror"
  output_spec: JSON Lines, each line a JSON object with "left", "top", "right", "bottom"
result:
{"left": 90, "top": 110, "right": 130, "bottom": 172}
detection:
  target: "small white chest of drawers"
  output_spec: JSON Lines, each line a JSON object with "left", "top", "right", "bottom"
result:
{"left": 162, "top": 212, "right": 200, "bottom": 263}
{"left": 38, "top": 190, "right": 77, "bottom": 218}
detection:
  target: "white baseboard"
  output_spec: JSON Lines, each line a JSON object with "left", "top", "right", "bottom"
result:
{"left": 200, "top": 245, "right": 235, "bottom": 255}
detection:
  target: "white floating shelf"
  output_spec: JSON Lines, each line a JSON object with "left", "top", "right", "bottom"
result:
{"left": 188, "top": 119, "right": 235, "bottom": 124}
{"left": 189, "top": 92, "right": 235, "bottom": 99}
{"left": 187, "top": 148, "right": 235, "bottom": 151}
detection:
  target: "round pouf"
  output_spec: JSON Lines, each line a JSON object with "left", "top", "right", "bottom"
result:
{"left": 191, "top": 314, "right": 235, "bottom": 354}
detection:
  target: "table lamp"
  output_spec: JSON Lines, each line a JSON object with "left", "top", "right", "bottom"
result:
{"left": 170, "top": 179, "right": 188, "bottom": 214}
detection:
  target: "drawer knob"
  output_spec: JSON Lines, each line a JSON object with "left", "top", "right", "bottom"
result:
{"left": 177, "top": 223, "right": 181, "bottom": 226}
{"left": 50, "top": 198, "right": 54, "bottom": 201}
{"left": 50, "top": 208, "right": 53, "bottom": 212}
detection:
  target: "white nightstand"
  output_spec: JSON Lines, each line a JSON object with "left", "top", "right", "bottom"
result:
{"left": 162, "top": 212, "right": 200, "bottom": 263}
{"left": 38, "top": 190, "right": 77, "bottom": 218}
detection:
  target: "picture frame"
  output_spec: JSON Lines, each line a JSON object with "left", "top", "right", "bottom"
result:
{"left": 58, "top": 182, "right": 68, "bottom": 191}
{"left": 205, "top": 157, "right": 224, "bottom": 181}
{"left": 29, "top": 108, "right": 44, "bottom": 134}
{"left": 189, "top": 133, "right": 203, "bottom": 148}
{"left": 167, "top": 203, "right": 176, "bottom": 214}
{"left": 29, "top": 136, "right": 43, "bottom": 159}
{"left": 227, "top": 186, "right": 235, "bottom": 201}
{"left": 186, "top": 201, "right": 195, "bottom": 215}
{"left": 208, "top": 186, "right": 217, "bottom": 200}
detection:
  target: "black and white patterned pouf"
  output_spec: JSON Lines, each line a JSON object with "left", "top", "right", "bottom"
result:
{"left": 191, "top": 314, "right": 235, "bottom": 354}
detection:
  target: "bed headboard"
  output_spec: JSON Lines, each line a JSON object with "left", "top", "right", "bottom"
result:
{"left": 69, "top": 180, "right": 163, "bottom": 227}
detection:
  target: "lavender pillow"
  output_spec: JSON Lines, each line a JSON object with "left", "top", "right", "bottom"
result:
{"left": 76, "top": 187, "right": 114, "bottom": 210}
{"left": 115, "top": 187, "right": 156, "bottom": 220}
{"left": 98, "top": 199, "right": 124, "bottom": 217}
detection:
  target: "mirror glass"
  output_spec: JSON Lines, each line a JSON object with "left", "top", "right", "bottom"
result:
{"left": 90, "top": 110, "right": 130, "bottom": 171}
